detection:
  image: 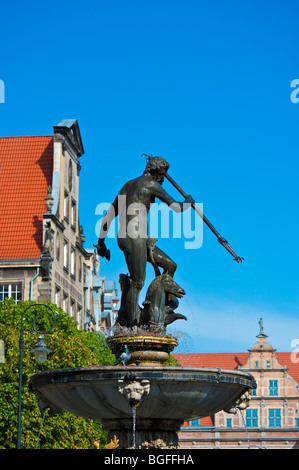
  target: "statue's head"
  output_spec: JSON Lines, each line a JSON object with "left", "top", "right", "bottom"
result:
{"left": 143, "top": 156, "right": 170, "bottom": 184}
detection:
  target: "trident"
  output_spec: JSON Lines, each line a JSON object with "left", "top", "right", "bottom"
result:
{"left": 142, "top": 154, "right": 244, "bottom": 263}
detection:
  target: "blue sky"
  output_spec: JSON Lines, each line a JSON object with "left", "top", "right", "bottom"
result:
{"left": 1, "top": 1, "right": 298, "bottom": 353}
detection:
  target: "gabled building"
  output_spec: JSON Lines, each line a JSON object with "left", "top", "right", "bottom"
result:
{"left": 174, "top": 320, "right": 299, "bottom": 449}
{"left": 101, "top": 279, "right": 119, "bottom": 332}
{"left": 86, "top": 249, "right": 119, "bottom": 334}
{"left": 0, "top": 119, "right": 94, "bottom": 329}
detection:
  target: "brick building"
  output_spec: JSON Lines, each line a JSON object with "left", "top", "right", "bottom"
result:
{"left": 174, "top": 320, "right": 299, "bottom": 449}
{"left": 0, "top": 120, "right": 94, "bottom": 329}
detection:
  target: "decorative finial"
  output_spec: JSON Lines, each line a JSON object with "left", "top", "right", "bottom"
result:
{"left": 258, "top": 318, "right": 264, "bottom": 335}
{"left": 79, "top": 225, "right": 85, "bottom": 244}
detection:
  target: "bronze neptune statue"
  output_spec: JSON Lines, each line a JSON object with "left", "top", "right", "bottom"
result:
{"left": 95, "top": 156, "right": 194, "bottom": 330}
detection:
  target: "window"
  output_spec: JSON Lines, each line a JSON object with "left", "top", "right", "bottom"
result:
{"left": 71, "top": 199, "right": 76, "bottom": 228}
{"left": 71, "top": 247, "right": 76, "bottom": 277}
{"left": 63, "top": 240, "right": 69, "bottom": 270}
{"left": 84, "top": 265, "right": 89, "bottom": 285}
{"left": 226, "top": 418, "right": 232, "bottom": 428}
{"left": 266, "top": 360, "right": 270, "bottom": 368}
{"left": 70, "top": 298, "right": 75, "bottom": 318}
{"left": 68, "top": 159, "right": 73, "bottom": 191}
{"left": 255, "top": 360, "right": 259, "bottom": 368}
{"left": 64, "top": 191, "right": 69, "bottom": 220}
{"left": 62, "top": 292, "right": 69, "bottom": 313}
{"left": 78, "top": 255, "right": 82, "bottom": 282}
{"left": 190, "top": 419, "right": 200, "bottom": 427}
{"left": 246, "top": 409, "right": 258, "bottom": 428}
{"left": 269, "top": 409, "right": 281, "bottom": 427}
{"left": 0, "top": 283, "right": 22, "bottom": 303}
{"left": 269, "top": 380, "right": 278, "bottom": 396}
{"left": 55, "top": 286, "right": 61, "bottom": 308}
{"left": 77, "top": 305, "right": 82, "bottom": 329}
{"left": 56, "top": 233, "right": 60, "bottom": 261}
{"left": 295, "top": 418, "right": 299, "bottom": 428}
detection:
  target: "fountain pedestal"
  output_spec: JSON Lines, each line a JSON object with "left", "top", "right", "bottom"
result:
{"left": 107, "top": 333, "right": 178, "bottom": 366}
{"left": 103, "top": 418, "right": 181, "bottom": 449}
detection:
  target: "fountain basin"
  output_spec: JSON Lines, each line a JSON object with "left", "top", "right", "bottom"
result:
{"left": 30, "top": 366, "right": 255, "bottom": 448}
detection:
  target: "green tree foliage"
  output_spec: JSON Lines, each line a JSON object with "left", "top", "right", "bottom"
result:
{"left": 163, "top": 354, "right": 181, "bottom": 367}
{"left": 0, "top": 299, "right": 116, "bottom": 449}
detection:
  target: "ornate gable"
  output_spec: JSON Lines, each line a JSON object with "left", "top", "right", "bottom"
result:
{"left": 53, "top": 119, "right": 84, "bottom": 157}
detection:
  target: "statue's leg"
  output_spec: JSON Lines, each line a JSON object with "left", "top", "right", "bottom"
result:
{"left": 118, "top": 237, "right": 147, "bottom": 326}
{"left": 116, "top": 274, "right": 131, "bottom": 327}
{"left": 151, "top": 246, "right": 177, "bottom": 277}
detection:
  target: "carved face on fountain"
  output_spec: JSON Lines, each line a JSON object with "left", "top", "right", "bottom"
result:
{"left": 118, "top": 380, "right": 150, "bottom": 406}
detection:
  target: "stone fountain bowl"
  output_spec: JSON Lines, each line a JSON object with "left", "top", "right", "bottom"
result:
{"left": 30, "top": 366, "right": 255, "bottom": 422}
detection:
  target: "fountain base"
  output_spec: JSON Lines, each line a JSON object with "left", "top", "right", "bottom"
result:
{"left": 103, "top": 418, "right": 181, "bottom": 449}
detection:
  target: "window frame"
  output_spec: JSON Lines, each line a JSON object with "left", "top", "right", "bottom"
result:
{"left": 246, "top": 408, "right": 258, "bottom": 428}
{"left": 269, "top": 379, "right": 278, "bottom": 396}
{"left": 63, "top": 239, "right": 69, "bottom": 271}
{"left": 64, "top": 190, "right": 69, "bottom": 221}
{"left": 269, "top": 408, "right": 281, "bottom": 428}
{"left": 70, "top": 246, "right": 76, "bottom": 278}
{"left": 71, "top": 198, "right": 77, "bottom": 229}
{"left": 0, "top": 282, "right": 23, "bottom": 303}
{"left": 55, "top": 285, "right": 61, "bottom": 308}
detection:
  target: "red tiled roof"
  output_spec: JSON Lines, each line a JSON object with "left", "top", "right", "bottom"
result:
{"left": 201, "top": 416, "right": 214, "bottom": 426}
{"left": 183, "top": 416, "right": 214, "bottom": 427}
{"left": 174, "top": 352, "right": 248, "bottom": 370}
{"left": 276, "top": 352, "right": 299, "bottom": 384}
{"left": 173, "top": 352, "right": 299, "bottom": 384}
{"left": 0, "top": 136, "right": 53, "bottom": 260}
